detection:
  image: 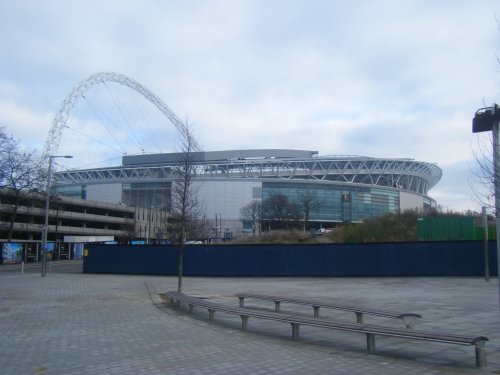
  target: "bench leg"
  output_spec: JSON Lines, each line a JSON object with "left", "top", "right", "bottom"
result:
{"left": 241, "top": 315, "right": 249, "bottom": 330}
{"left": 239, "top": 296, "right": 244, "bottom": 308}
{"left": 208, "top": 309, "right": 215, "bottom": 320}
{"left": 291, "top": 323, "right": 300, "bottom": 340}
{"left": 188, "top": 304, "right": 194, "bottom": 313}
{"left": 475, "top": 341, "right": 487, "bottom": 367}
{"left": 313, "top": 306, "right": 320, "bottom": 318}
{"left": 275, "top": 301, "right": 281, "bottom": 312}
{"left": 366, "top": 333, "right": 376, "bottom": 351}
{"left": 356, "top": 312, "right": 364, "bottom": 324}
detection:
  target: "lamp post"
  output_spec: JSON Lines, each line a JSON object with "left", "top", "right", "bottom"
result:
{"left": 41, "top": 155, "right": 73, "bottom": 277}
{"left": 472, "top": 104, "right": 500, "bottom": 306}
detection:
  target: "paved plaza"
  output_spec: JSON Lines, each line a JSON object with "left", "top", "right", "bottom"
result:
{"left": 1, "top": 260, "right": 499, "bottom": 374}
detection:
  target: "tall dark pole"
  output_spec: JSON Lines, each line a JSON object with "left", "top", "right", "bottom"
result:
{"left": 41, "top": 158, "right": 53, "bottom": 277}
{"left": 41, "top": 155, "right": 73, "bottom": 277}
{"left": 473, "top": 104, "right": 500, "bottom": 305}
{"left": 492, "top": 120, "right": 500, "bottom": 304}
{"left": 482, "top": 207, "right": 490, "bottom": 282}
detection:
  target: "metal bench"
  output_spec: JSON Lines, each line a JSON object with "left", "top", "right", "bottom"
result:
{"left": 165, "top": 291, "right": 488, "bottom": 367}
{"left": 237, "top": 292, "right": 422, "bottom": 328}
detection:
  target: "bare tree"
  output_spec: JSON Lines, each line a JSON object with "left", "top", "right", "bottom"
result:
{"left": 0, "top": 129, "right": 45, "bottom": 241}
{"left": 117, "top": 222, "right": 137, "bottom": 244}
{"left": 471, "top": 132, "right": 495, "bottom": 213}
{"left": 240, "top": 200, "right": 262, "bottom": 235}
{"left": 0, "top": 127, "right": 15, "bottom": 185}
{"left": 165, "top": 121, "right": 202, "bottom": 292}
{"left": 297, "top": 189, "right": 321, "bottom": 231}
{"left": 262, "top": 193, "right": 288, "bottom": 224}
{"left": 262, "top": 193, "right": 302, "bottom": 230}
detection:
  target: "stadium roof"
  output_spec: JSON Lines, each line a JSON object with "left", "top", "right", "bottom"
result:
{"left": 55, "top": 149, "right": 441, "bottom": 196}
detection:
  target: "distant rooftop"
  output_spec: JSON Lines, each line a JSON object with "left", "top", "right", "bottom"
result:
{"left": 122, "top": 149, "right": 319, "bottom": 166}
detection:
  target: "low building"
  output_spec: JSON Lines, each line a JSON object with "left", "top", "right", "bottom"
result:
{"left": 0, "top": 188, "right": 165, "bottom": 262}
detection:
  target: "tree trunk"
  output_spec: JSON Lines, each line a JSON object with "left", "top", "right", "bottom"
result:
{"left": 177, "top": 243, "right": 184, "bottom": 292}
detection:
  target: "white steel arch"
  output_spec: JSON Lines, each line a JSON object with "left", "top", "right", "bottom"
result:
{"left": 43, "top": 71, "right": 198, "bottom": 158}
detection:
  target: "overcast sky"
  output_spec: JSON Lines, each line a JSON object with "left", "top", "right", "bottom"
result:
{"left": 0, "top": 0, "right": 499, "bottom": 212}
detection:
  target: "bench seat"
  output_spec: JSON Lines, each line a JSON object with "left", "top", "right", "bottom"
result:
{"left": 164, "top": 291, "right": 488, "bottom": 367}
{"left": 236, "top": 292, "right": 422, "bottom": 328}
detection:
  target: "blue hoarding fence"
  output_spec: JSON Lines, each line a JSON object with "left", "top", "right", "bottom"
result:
{"left": 83, "top": 241, "right": 498, "bottom": 277}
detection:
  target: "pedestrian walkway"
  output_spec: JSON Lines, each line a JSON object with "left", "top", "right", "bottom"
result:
{"left": 0, "top": 261, "right": 499, "bottom": 374}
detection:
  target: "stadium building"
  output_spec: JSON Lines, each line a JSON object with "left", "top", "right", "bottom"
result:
{"left": 53, "top": 149, "right": 442, "bottom": 239}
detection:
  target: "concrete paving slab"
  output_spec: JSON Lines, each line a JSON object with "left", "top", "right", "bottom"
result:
{"left": 0, "top": 260, "right": 499, "bottom": 374}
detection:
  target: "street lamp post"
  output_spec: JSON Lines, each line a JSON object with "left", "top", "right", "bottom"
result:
{"left": 473, "top": 104, "right": 500, "bottom": 306}
{"left": 492, "top": 117, "right": 500, "bottom": 305}
{"left": 41, "top": 155, "right": 73, "bottom": 277}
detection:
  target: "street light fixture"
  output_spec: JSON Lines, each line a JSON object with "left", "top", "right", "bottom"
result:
{"left": 472, "top": 104, "right": 500, "bottom": 306}
{"left": 41, "top": 155, "right": 73, "bottom": 277}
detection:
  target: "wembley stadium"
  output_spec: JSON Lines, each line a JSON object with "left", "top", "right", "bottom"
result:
{"left": 53, "top": 148, "right": 442, "bottom": 238}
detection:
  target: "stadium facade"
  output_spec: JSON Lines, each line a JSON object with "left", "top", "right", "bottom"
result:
{"left": 53, "top": 149, "right": 442, "bottom": 239}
